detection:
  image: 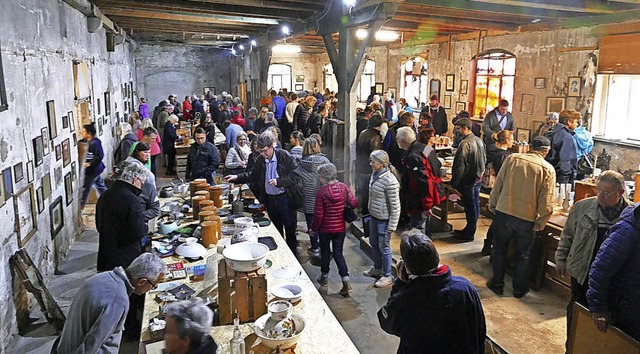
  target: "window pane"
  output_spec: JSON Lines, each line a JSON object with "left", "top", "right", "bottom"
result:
{"left": 501, "top": 76, "right": 515, "bottom": 107}
{"left": 628, "top": 77, "right": 640, "bottom": 139}
{"left": 489, "top": 59, "right": 503, "bottom": 76}
{"left": 486, "top": 77, "right": 502, "bottom": 113}
{"left": 474, "top": 76, "right": 488, "bottom": 117}
{"left": 477, "top": 59, "right": 489, "bottom": 75}
{"left": 504, "top": 58, "right": 516, "bottom": 76}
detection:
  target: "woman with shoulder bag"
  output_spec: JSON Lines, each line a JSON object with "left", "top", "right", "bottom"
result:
{"left": 224, "top": 132, "right": 251, "bottom": 175}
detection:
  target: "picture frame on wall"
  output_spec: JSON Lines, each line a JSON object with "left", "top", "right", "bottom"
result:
{"left": 520, "top": 93, "right": 535, "bottom": 115}
{"left": 104, "top": 92, "right": 111, "bottom": 116}
{"left": 62, "top": 138, "right": 71, "bottom": 167}
{"left": 71, "top": 162, "right": 77, "bottom": 182}
{"left": 0, "top": 171, "right": 5, "bottom": 207}
{"left": 36, "top": 186, "right": 44, "bottom": 214}
{"left": 534, "top": 77, "right": 546, "bottom": 89}
{"left": 73, "top": 133, "right": 77, "bottom": 146}
{"left": 2, "top": 167, "right": 13, "bottom": 198}
{"left": 443, "top": 94, "right": 452, "bottom": 109}
{"left": 62, "top": 115, "right": 69, "bottom": 129}
{"left": 55, "top": 144, "right": 62, "bottom": 161}
{"left": 389, "top": 88, "right": 396, "bottom": 99}
{"left": 516, "top": 128, "right": 531, "bottom": 143}
{"left": 54, "top": 165, "right": 63, "bottom": 188}
{"left": 445, "top": 74, "right": 455, "bottom": 91}
{"left": 13, "top": 162, "right": 24, "bottom": 183}
{"left": 568, "top": 76, "right": 581, "bottom": 97}
{"left": 295, "top": 75, "right": 305, "bottom": 83}
{"left": 14, "top": 184, "right": 37, "bottom": 247}
{"left": 26, "top": 161, "right": 34, "bottom": 183}
{"left": 0, "top": 43, "right": 8, "bottom": 112}
{"left": 546, "top": 97, "right": 565, "bottom": 114}
{"left": 50, "top": 196, "right": 64, "bottom": 239}
{"left": 98, "top": 116, "right": 103, "bottom": 136}
{"left": 294, "top": 84, "right": 304, "bottom": 91}
{"left": 460, "top": 80, "right": 468, "bottom": 95}
{"left": 41, "top": 127, "right": 50, "bottom": 156}
{"left": 97, "top": 98, "right": 101, "bottom": 115}
{"left": 42, "top": 173, "right": 52, "bottom": 200}
{"left": 429, "top": 79, "right": 441, "bottom": 99}
{"left": 69, "top": 111, "right": 75, "bottom": 132}
{"left": 46, "top": 100, "right": 57, "bottom": 139}
{"left": 64, "top": 172, "right": 73, "bottom": 206}
{"left": 33, "top": 136, "right": 44, "bottom": 166}
{"left": 375, "top": 82, "right": 384, "bottom": 95}
{"left": 455, "top": 101, "right": 466, "bottom": 113}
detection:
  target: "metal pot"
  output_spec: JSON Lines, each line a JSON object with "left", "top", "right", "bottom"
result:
{"left": 159, "top": 186, "right": 174, "bottom": 198}
{"left": 158, "top": 218, "right": 181, "bottom": 234}
{"left": 172, "top": 178, "right": 189, "bottom": 196}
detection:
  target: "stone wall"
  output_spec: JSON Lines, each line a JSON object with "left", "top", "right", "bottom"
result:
{"left": 0, "top": 0, "right": 135, "bottom": 350}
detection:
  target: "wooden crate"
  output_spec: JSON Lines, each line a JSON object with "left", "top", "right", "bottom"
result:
{"left": 217, "top": 259, "right": 267, "bottom": 325}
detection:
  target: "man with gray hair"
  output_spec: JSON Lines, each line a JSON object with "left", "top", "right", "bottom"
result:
{"left": 163, "top": 298, "right": 218, "bottom": 353}
{"left": 378, "top": 230, "right": 486, "bottom": 353}
{"left": 53, "top": 253, "right": 166, "bottom": 354}
{"left": 225, "top": 131, "right": 303, "bottom": 255}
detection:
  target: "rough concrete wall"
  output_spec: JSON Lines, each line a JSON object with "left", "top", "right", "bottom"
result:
{"left": 0, "top": 0, "right": 135, "bottom": 350}
{"left": 593, "top": 140, "right": 640, "bottom": 175}
{"left": 271, "top": 53, "right": 327, "bottom": 92}
{"left": 135, "top": 44, "right": 233, "bottom": 105}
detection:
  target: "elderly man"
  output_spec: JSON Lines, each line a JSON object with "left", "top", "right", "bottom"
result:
{"left": 451, "top": 117, "right": 486, "bottom": 242}
{"left": 487, "top": 136, "right": 556, "bottom": 298}
{"left": 587, "top": 203, "right": 640, "bottom": 342}
{"left": 225, "top": 132, "right": 303, "bottom": 255}
{"left": 163, "top": 299, "right": 218, "bottom": 354}
{"left": 115, "top": 144, "right": 160, "bottom": 222}
{"left": 482, "top": 99, "right": 514, "bottom": 152}
{"left": 378, "top": 230, "right": 486, "bottom": 354}
{"left": 546, "top": 109, "right": 579, "bottom": 184}
{"left": 186, "top": 128, "right": 220, "bottom": 184}
{"left": 396, "top": 127, "right": 445, "bottom": 234}
{"left": 555, "top": 170, "right": 629, "bottom": 346}
{"left": 384, "top": 111, "right": 415, "bottom": 171}
{"left": 54, "top": 253, "right": 165, "bottom": 354}
{"left": 533, "top": 112, "right": 558, "bottom": 139}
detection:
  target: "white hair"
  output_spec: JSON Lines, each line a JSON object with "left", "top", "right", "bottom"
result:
{"left": 119, "top": 122, "right": 132, "bottom": 136}
{"left": 116, "top": 161, "right": 149, "bottom": 185}
{"left": 168, "top": 114, "right": 179, "bottom": 124}
{"left": 396, "top": 127, "right": 416, "bottom": 144}
{"left": 165, "top": 298, "right": 213, "bottom": 349}
{"left": 125, "top": 253, "right": 166, "bottom": 280}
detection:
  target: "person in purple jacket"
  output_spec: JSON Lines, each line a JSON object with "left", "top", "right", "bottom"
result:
{"left": 80, "top": 123, "right": 107, "bottom": 208}
{"left": 138, "top": 98, "right": 149, "bottom": 119}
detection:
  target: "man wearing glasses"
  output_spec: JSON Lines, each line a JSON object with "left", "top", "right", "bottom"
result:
{"left": 555, "top": 170, "right": 629, "bottom": 348}
{"left": 53, "top": 253, "right": 166, "bottom": 353}
{"left": 225, "top": 131, "right": 304, "bottom": 256}
{"left": 186, "top": 128, "right": 221, "bottom": 184}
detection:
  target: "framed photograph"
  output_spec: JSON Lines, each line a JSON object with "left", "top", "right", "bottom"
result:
{"left": 456, "top": 101, "right": 467, "bottom": 113}
{"left": 62, "top": 138, "right": 71, "bottom": 167}
{"left": 98, "top": 116, "right": 103, "bottom": 136}
{"left": 62, "top": 115, "right": 69, "bottom": 129}
{"left": 54, "top": 165, "right": 63, "bottom": 188}
{"left": 14, "top": 184, "right": 36, "bottom": 246}
{"left": 445, "top": 74, "right": 455, "bottom": 91}
{"left": 26, "top": 161, "right": 34, "bottom": 183}
{"left": 295, "top": 75, "right": 305, "bottom": 83}
{"left": 294, "top": 84, "right": 304, "bottom": 91}
{"left": 2, "top": 167, "right": 13, "bottom": 198}
{"left": 46, "top": 100, "right": 58, "bottom": 139}
{"left": 546, "top": 97, "right": 565, "bottom": 114}
{"left": 0, "top": 43, "right": 7, "bottom": 112}
{"left": 50, "top": 196, "right": 64, "bottom": 239}
{"left": 375, "top": 82, "right": 384, "bottom": 95}
{"left": 64, "top": 172, "right": 73, "bottom": 206}
{"left": 33, "top": 136, "right": 44, "bottom": 166}
{"left": 520, "top": 93, "right": 535, "bottom": 115}
{"left": 97, "top": 98, "right": 101, "bottom": 115}
{"left": 203, "top": 87, "right": 215, "bottom": 95}
{"left": 568, "top": 76, "right": 581, "bottom": 97}
{"left": 460, "top": 80, "right": 468, "bottom": 95}
{"left": 516, "top": 128, "right": 531, "bottom": 143}
{"left": 73, "top": 133, "right": 77, "bottom": 146}
{"left": 42, "top": 173, "right": 52, "bottom": 200}
{"left": 36, "top": 186, "right": 44, "bottom": 214}
{"left": 69, "top": 111, "right": 75, "bottom": 132}
{"left": 534, "top": 77, "right": 546, "bottom": 89}
{"left": 443, "top": 94, "right": 452, "bottom": 109}
{"left": 41, "top": 126, "right": 50, "bottom": 156}
{"left": 13, "top": 162, "right": 24, "bottom": 183}
{"left": 429, "top": 79, "right": 441, "bottom": 99}
{"left": 0, "top": 171, "right": 5, "bottom": 207}
{"left": 104, "top": 92, "right": 111, "bottom": 116}
{"left": 55, "top": 144, "right": 62, "bottom": 161}
{"left": 71, "top": 162, "right": 77, "bottom": 182}
{"left": 389, "top": 87, "right": 397, "bottom": 99}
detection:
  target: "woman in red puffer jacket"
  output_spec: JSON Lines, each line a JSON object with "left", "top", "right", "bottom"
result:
{"left": 311, "top": 162, "right": 357, "bottom": 297}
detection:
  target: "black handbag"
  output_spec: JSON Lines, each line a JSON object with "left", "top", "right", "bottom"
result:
{"left": 343, "top": 185, "right": 358, "bottom": 223}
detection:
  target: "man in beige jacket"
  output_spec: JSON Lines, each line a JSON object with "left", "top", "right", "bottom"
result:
{"left": 487, "top": 136, "right": 556, "bottom": 298}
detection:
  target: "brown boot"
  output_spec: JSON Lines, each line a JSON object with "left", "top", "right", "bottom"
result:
{"left": 339, "top": 280, "right": 352, "bottom": 297}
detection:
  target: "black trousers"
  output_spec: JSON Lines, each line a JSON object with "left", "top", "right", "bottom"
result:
{"left": 265, "top": 194, "right": 298, "bottom": 256}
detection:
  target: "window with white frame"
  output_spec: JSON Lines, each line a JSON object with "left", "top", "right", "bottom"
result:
{"left": 323, "top": 64, "right": 338, "bottom": 92}
{"left": 356, "top": 59, "right": 376, "bottom": 103}
{"left": 267, "top": 64, "right": 292, "bottom": 92}
{"left": 401, "top": 57, "right": 428, "bottom": 109}
{"left": 472, "top": 50, "right": 516, "bottom": 117}
{"left": 591, "top": 74, "right": 640, "bottom": 141}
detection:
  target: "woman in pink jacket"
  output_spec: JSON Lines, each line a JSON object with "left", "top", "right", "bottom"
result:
{"left": 311, "top": 162, "right": 357, "bottom": 297}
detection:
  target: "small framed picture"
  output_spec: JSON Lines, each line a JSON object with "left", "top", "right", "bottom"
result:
{"left": 64, "top": 172, "right": 73, "bottom": 206}
{"left": 73, "top": 133, "right": 77, "bottom": 146}
{"left": 460, "top": 80, "right": 468, "bottom": 95}
{"left": 568, "top": 76, "right": 581, "bottom": 97}
{"left": 98, "top": 116, "right": 103, "bottom": 136}
{"left": 375, "top": 82, "right": 384, "bottom": 95}
{"left": 36, "top": 186, "right": 44, "bottom": 214}
{"left": 26, "top": 161, "right": 34, "bottom": 183}
{"left": 13, "top": 162, "right": 24, "bottom": 183}
{"left": 33, "top": 136, "right": 44, "bottom": 166}
{"left": 42, "top": 173, "right": 52, "bottom": 200}
{"left": 294, "top": 84, "right": 304, "bottom": 91}
{"left": 295, "top": 75, "right": 305, "bottom": 83}
{"left": 46, "top": 100, "right": 58, "bottom": 139}
{"left": 50, "top": 196, "right": 64, "bottom": 239}
{"left": 534, "top": 77, "right": 546, "bottom": 89}
{"left": 104, "top": 92, "right": 111, "bottom": 116}
{"left": 62, "top": 115, "right": 69, "bottom": 129}
{"left": 41, "top": 127, "right": 50, "bottom": 156}
{"left": 546, "top": 97, "right": 565, "bottom": 114}
{"left": 430, "top": 79, "right": 441, "bottom": 99}
{"left": 62, "top": 138, "right": 71, "bottom": 167}
{"left": 69, "top": 111, "right": 75, "bottom": 132}
{"left": 14, "top": 184, "right": 37, "bottom": 246}
{"left": 516, "top": 128, "right": 531, "bottom": 143}
{"left": 55, "top": 144, "right": 62, "bottom": 161}
{"left": 389, "top": 88, "right": 396, "bottom": 99}
{"left": 71, "top": 162, "right": 77, "bottom": 182}
{"left": 443, "top": 94, "right": 452, "bottom": 109}
{"left": 97, "top": 98, "right": 101, "bottom": 115}
{"left": 520, "top": 93, "right": 535, "bottom": 115}
{"left": 445, "top": 74, "right": 455, "bottom": 91}
{"left": 2, "top": 167, "right": 13, "bottom": 198}
{"left": 455, "top": 101, "right": 466, "bottom": 113}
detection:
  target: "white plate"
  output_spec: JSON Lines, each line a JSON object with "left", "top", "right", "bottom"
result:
{"left": 272, "top": 267, "right": 301, "bottom": 279}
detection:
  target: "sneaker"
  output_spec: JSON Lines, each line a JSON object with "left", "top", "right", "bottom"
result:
{"left": 363, "top": 268, "right": 382, "bottom": 279}
{"left": 374, "top": 276, "right": 393, "bottom": 288}
{"left": 316, "top": 274, "right": 328, "bottom": 287}
{"left": 486, "top": 280, "right": 504, "bottom": 295}
{"left": 307, "top": 248, "right": 320, "bottom": 257}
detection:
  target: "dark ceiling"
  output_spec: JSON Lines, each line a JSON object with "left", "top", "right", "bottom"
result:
{"left": 93, "top": 0, "right": 640, "bottom": 52}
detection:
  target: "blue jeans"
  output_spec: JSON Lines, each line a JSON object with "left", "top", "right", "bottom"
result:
{"left": 490, "top": 211, "right": 535, "bottom": 293}
{"left": 265, "top": 194, "right": 298, "bottom": 256}
{"left": 81, "top": 173, "right": 108, "bottom": 207}
{"left": 369, "top": 217, "right": 392, "bottom": 277}
{"left": 409, "top": 213, "right": 431, "bottom": 235}
{"left": 304, "top": 213, "right": 319, "bottom": 250}
{"left": 319, "top": 232, "right": 349, "bottom": 277}
{"left": 460, "top": 182, "right": 481, "bottom": 237}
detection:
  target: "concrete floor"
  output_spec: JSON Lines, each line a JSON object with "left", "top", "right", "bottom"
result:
{"left": 8, "top": 176, "right": 568, "bottom": 354}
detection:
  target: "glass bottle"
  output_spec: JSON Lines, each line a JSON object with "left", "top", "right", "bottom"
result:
{"left": 229, "top": 314, "right": 245, "bottom": 354}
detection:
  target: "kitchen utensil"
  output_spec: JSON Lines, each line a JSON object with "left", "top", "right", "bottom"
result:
{"left": 222, "top": 242, "right": 269, "bottom": 272}
{"left": 231, "top": 198, "right": 244, "bottom": 214}
{"left": 175, "top": 237, "right": 207, "bottom": 259}
{"left": 231, "top": 228, "right": 259, "bottom": 244}
{"left": 258, "top": 236, "right": 277, "bottom": 250}
{"left": 254, "top": 313, "right": 306, "bottom": 349}
{"left": 159, "top": 186, "right": 174, "bottom": 198}
{"left": 158, "top": 217, "right": 181, "bottom": 234}
{"left": 270, "top": 283, "right": 303, "bottom": 303}
{"left": 268, "top": 300, "right": 292, "bottom": 321}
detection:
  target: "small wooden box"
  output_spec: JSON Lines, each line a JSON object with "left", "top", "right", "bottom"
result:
{"left": 575, "top": 180, "right": 597, "bottom": 203}
{"left": 217, "top": 259, "right": 267, "bottom": 325}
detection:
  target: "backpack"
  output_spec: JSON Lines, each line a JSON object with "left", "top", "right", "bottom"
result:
{"left": 482, "top": 162, "right": 496, "bottom": 189}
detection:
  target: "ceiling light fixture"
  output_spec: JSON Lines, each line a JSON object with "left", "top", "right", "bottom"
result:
{"left": 344, "top": 0, "right": 357, "bottom": 5}
{"left": 231, "top": 48, "right": 236, "bottom": 55}
{"left": 272, "top": 44, "right": 301, "bottom": 54}
{"left": 282, "top": 25, "right": 290, "bottom": 35}
{"left": 239, "top": 44, "right": 245, "bottom": 50}
{"left": 531, "top": 19, "right": 541, "bottom": 23}
{"left": 355, "top": 29, "right": 399, "bottom": 41}
{"left": 251, "top": 39, "right": 257, "bottom": 46}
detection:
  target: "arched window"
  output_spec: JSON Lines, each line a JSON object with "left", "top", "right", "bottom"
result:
{"left": 357, "top": 59, "right": 376, "bottom": 103}
{"left": 472, "top": 50, "right": 516, "bottom": 117}
{"left": 323, "top": 64, "right": 338, "bottom": 92}
{"left": 400, "top": 57, "right": 428, "bottom": 109}
{"left": 267, "top": 64, "right": 292, "bottom": 92}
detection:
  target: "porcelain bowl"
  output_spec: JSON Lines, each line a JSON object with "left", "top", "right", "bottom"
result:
{"left": 222, "top": 242, "right": 269, "bottom": 272}
{"left": 270, "top": 283, "right": 303, "bottom": 303}
{"left": 254, "top": 313, "right": 306, "bottom": 349}
{"left": 175, "top": 237, "right": 207, "bottom": 258}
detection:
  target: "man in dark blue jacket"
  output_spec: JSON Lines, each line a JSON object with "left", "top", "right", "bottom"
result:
{"left": 587, "top": 203, "right": 640, "bottom": 342}
{"left": 546, "top": 109, "right": 579, "bottom": 183}
{"left": 378, "top": 230, "right": 486, "bottom": 353}
{"left": 191, "top": 95, "right": 206, "bottom": 122}
{"left": 80, "top": 123, "right": 108, "bottom": 208}
{"left": 185, "top": 128, "right": 220, "bottom": 184}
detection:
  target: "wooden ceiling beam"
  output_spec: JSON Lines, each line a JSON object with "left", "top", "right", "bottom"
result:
{"left": 102, "top": 8, "right": 279, "bottom": 26}
{"left": 110, "top": 17, "right": 260, "bottom": 35}
{"left": 467, "top": 0, "right": 616, "bottom": 14}
{"left": 397, "top": 3, "right": 554, "bottom": 22}
{"left": 392, "top": 13, "right": 520, "bottom": 30}
{"left": 179, "top": 0, "right": 322, "bottom": 11}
